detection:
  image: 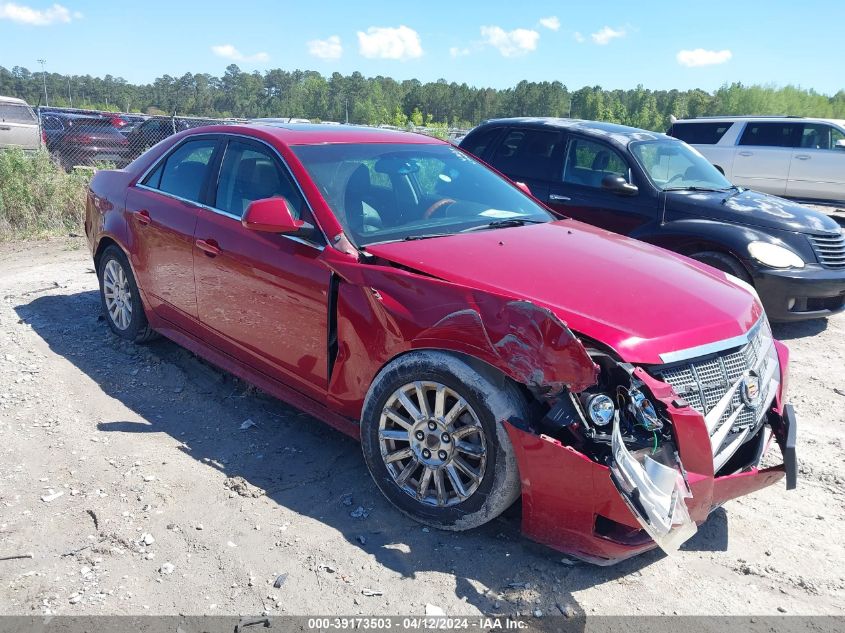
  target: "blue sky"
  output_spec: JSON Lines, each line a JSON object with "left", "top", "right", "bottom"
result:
{"left": 1, "top": 0, "right": 843, "bottom": 94}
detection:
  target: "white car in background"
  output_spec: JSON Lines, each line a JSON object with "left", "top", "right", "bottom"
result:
{"left": 0, "top": 95, "right": 41, "bottom": 152}
{"left": 668, "top": 116, "right": 845, "bottom": 204}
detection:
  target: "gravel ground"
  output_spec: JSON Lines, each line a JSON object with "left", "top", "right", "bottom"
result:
{"left": 0, "top": 236, "right": 843, "bottom": 617}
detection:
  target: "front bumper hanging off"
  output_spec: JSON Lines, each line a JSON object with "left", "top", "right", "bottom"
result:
{"left": 503, "top": 402, "right": 797, "bottom": 566}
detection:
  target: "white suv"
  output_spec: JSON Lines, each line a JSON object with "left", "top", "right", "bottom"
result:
{"left": 0, "top": 96, "right": 41, "bottom": 152}
{"left": 668, "top": 116, "right": 845, "bottom": 204}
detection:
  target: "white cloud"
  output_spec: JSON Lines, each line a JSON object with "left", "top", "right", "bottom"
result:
{"left": 591, "top": 26, "right": 626, "bottom": 45}
{"left": 573, "top": 31, "right": 585, "bottom": 43}
{"left": 676, "top": 48, "right": 733, "bottom": 67}
{"left": 449, "top": 46, "right": 471, "bottom": 58}
{"left": 480, "top": 25, "right": 540, "bottom": 57}
{"left": 0, "top": 2, "right": 78, "bottom": 25}
{"left": 357, "top": 25, "right": 423, "bottom": 60}
{"left": 307, "top": 35, "right": 342, "bottom": 60}
{"left": 211, "top": 44, "right": 269, "bottom": 63}
{"left": 538, "top": 16, "right": 560, "bottom": 31}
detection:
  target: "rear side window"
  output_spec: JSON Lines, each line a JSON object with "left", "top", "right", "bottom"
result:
{"left": 799, "top": 123, "right": 844, "bottom": 150}
{"left": 489, "top": 128, "right": 565, "bottom": 180}
{"left": 0, "top": 103, "right": 37, "bottom": 124}
{"left": 214, "top": 139, "right": 306, "bottom": 219}
{"left": 739, "top": 122, "right": 801, "bottom": 148}
{"left": 143, "top": 138, "right": 216, "bottom": 203}
{"left": 461, "top": 127, "right": 503, "bottom": 159}
{"left": 42, "top": 115, "right": 62, "bottom": 130}
{"left": 668, "top": 122, "right": 732, "bottom": 145}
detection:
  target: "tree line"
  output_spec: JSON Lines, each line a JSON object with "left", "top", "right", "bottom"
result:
{"left": 3, "top": 63, "right": 844, "bottom": 132}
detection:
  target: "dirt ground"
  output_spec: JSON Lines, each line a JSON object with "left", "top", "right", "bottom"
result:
{"left": 0, "top": 236, "right": 843, "bottom": 617}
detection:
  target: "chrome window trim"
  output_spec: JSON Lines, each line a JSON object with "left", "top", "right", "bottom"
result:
{"left": 133, "top": 132, "right": 328, "bottom": 250}
{"left": 658, "top": 315, "right": 765, "bottom": 364}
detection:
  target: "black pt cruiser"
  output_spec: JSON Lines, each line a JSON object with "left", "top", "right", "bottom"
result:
{"left": 459, "top": 117, "right": 845, "bottom": 321}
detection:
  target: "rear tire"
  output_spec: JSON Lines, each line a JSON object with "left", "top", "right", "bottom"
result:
{"left": 361, "top": 351, "right": 527, "bottom": 531}
{"left": 97, "top": 245, "right": 157, "bottom": 343}
{"left": 690, "top": 250, "right": 753, "bottom": 284}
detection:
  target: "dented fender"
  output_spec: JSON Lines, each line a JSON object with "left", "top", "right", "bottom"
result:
{"left": 319, "top": 248, "right": 598, "bottom": 419}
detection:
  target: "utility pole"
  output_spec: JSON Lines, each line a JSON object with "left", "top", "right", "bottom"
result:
{"left": 37, "top": 58, "right": 49, "bottom": 106}
{"left": 345, "top": 98, "right": 349, "bottom": 124}
{"left": 67, "top": 76, "right": 72, "bottom": 108}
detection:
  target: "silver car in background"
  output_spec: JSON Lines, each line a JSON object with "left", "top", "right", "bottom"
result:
{"left": 668, "top": 116, "right": 845, "bottom": 204}
{"left": 0, "top": 96, "right": 41, "bottom": 152}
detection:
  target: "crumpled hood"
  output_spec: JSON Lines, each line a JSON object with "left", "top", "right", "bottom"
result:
{"left": 665, "top": 188, "right": 841, "bottom": 234}
{"left": 364, "top": 220, "right": 763, "bottom": 365}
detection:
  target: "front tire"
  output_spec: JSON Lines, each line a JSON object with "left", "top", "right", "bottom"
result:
{"left": 97, "top": 245, "right": 157, "bottom": 343}
{"left": 690, "top": 250, "right": 753, "bottom": 284}
{"left": 361, "top": 351, "right": 527, "bottom": 531}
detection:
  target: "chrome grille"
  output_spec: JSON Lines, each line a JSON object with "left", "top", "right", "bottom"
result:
{"left": 652, "top": 318, "right": 780, "bottom": 472}
{"left": 810, "top": 232, "right": 845, "bottom": 269}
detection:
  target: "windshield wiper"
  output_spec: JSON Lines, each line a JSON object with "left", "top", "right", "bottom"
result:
{"left": 663, "top": 186, "right": 731, "bottom": 193}
{"left": 361, "top": 233, "right": 452, "bottom": 247}
{"left": 401, "top": 233, "right": 454, "bottom": 241}
{"left": 460, "top": 218, "right": 547, "bottom": 233}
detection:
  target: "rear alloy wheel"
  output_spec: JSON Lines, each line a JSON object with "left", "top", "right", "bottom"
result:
{"left": 102, "top": 259, "right": 133, "bottom": 331}
{"left": 361, "top": 351, "right": 526, "bottom": 531}
{"left": 97, "top": 246, "right": 157, "bottom": 343}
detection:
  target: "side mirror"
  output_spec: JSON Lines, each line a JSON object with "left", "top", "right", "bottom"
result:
{"left": 835, "top": 139, "right": 845, "bottom": 151}
{"left": 514, "top": 181, "right": 532, "bottom": 196}
{"left": 601, "top": 174, "right": 639, "bottom": 196}
{"left": 242, "top": 197, "right": 304, "bottom": 233}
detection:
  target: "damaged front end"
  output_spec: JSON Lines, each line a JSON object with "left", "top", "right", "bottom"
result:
{"left": 320, "top": 248, "right": 794, "bottom": 565}
{"left": 505, "top": 316, "right": 796, "bottom": 564}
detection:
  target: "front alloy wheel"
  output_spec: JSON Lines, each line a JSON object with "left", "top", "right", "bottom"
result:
{"left": 379, "top": 381, "right": 487, "bottom": 507}
{"left": 361, "top": 351, "right": 526, "bottom": 531}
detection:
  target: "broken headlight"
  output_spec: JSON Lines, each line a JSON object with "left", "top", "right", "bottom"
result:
{"left": 540, "top": 352, "right": 672, "bottom": 460}
{"left": 624, "top": 386, "right": 663, "bottom": 432}
{"left": 584, "top": 393, "right": 615, "bottom": 427}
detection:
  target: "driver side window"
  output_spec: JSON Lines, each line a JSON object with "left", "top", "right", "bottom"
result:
{"left": 562, "top": 138, "right": 629, "bottom": 189}
{"left": 214, "top": 139, "right": 306, "bottom": 219}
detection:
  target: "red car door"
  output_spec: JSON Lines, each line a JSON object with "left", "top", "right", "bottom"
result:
{"left": 192, "top": 137, "right": 331, "bottom": 399}
{"left": 126, "top": 136, "right": 220, "bottom": 334}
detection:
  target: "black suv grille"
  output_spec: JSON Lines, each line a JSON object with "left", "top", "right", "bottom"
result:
{"left": 810, "top": 232, "right": 845, "bottom": 269}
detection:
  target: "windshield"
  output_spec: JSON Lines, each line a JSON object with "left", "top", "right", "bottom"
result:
{"left": 630, "top": 140, "right": 733, "bottom": 191}
{"left": 291, "top": 143, "right": 553, "bottom": 246}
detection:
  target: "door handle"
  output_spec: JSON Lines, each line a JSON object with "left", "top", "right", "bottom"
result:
{"left": 738, "top": 151, "right": 753, "bottom": 157}
{"left": 195, "top": 238, "right": 221, "bottom": 257}
{"left": 135, "top": 209, "right": 151, "bottom": 225}
{"left": 795, "top": 154, "right": 811, "bottom": 160}
{"left": 549, "top": 194, "right": 571, "bottom": 202}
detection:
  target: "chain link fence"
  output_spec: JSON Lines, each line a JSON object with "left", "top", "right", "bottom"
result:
{"left": 36, "top": 107, "right": 236, "bottom": 171}
{"left": 34, "top": 107, "right": 470, "bottom": 171}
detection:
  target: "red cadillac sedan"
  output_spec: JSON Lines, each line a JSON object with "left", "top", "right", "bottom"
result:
{"left": 84, "top": 123, "right": 796, "bottom": 564}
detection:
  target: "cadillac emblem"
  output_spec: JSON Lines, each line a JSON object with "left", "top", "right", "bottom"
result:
{"left": 740, "top": 370, "right": 761, "bottom": 407}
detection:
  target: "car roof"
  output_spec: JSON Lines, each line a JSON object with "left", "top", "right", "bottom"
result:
{"left": 50, "top": 112, "right": 106, "bottom": 121}
{"left": 477, "top": 117, "right": 666, "bottom": 146}
{"left": 189, "top": 122, "right": 444, "bottom": 145}
{"left": 674, "top": 116, "right": 845, "bottom": 127}
{"left": 0, "top": 95, "right": 31, "bottom": 106}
